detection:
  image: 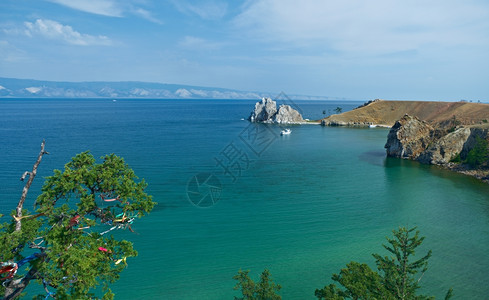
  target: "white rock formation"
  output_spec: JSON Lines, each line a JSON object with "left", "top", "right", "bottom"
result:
{"left": 249, "top": 98, "right": 304, "bottom": 124}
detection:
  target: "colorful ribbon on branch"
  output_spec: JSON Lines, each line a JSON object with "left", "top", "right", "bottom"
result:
{"left": 0, "top": 253, "right": 40, "bottom": 281}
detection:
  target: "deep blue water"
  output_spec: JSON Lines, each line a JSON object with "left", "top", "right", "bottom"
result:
{"left": 1, "top": 99, "right": 489, "bottom": 299}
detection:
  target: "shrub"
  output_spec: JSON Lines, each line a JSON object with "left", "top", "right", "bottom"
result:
{"left": 465, "top": 136, "right": 489, "bottom": 168}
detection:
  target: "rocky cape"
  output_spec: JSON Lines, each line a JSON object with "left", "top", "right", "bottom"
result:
{"left": 249, "top": 97, "right": 305, "bottom": 124}
{"left": 384, "top": 114, "right": 489, "bottom": 181}
{"left": 321, "top": 99, "right": 489, "bottom": 182}
{"left": 384, "top": 114, "right": 488, "bottom": 163}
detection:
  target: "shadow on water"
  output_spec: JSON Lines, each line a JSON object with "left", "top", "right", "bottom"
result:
{"left": 384, "top": 156, "right": 489, "bottom": 192}
{"left": 359, "top": 150, "right": 387, "bottom": 167}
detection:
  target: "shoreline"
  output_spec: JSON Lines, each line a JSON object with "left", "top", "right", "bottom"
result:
{"left": 445, "top": 163, "right": 489, "bottom": 184}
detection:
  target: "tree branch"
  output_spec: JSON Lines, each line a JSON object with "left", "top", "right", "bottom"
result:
{"left": 3, "top": 263, "right": 40, "bottom": 300}
{"left": 15, "top": 140, "right": 48, "bottom": 232}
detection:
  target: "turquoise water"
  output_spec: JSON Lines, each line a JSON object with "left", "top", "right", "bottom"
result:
{"left": 1, "top": 99, "right": 489, "bottom": 299}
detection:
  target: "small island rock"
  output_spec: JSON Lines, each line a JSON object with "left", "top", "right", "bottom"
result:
{"left": 249, "top": 97, "right": 304, "bottom": 124}
{"left": 273, "top": 105, "right": 304, "bottom": 124}
{"left": 249, "top": 97, "right": 278, "bottom": 123}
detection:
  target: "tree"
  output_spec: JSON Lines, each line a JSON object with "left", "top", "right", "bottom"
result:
{"left": 334, "top": 107, "right": 342, "bottom": 114}
{"left": 315, "top": 227, "right": 452, "bottom": 300}
{"left": 315, "top": 262, "right": 389, "bottom": 300}
{"left": 465, "top": 136, "right": 489, "bottom": 168}
{"left": 0, "top": 142, "right": 155, "bottom": 299}
{"left": 233, "top": 269, "right": 282, "bottom": 300}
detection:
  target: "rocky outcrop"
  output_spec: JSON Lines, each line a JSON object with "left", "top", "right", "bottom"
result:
{"left": 273, "top": 105, "right": 304, "bottom": 124}
{"left": 385, "top": 115, "right": 434, "bottom": 159}
{"left": 249, "top": 97, "right": 304, "bottom": 124}
{"left": 249, "top": 98, "right": 277, "bottom": 123}
{"left": 417, "top": 128, "right": 471, "bottom": 164}
{"left": 385, "top": 114, "right": 489, "bottom": 166}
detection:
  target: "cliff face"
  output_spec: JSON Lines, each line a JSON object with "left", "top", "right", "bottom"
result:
{"left": 249, "top": 97, "right": 277, "bottom": 123}
{"left": 249, "top": 97, "right": 304, "bottom": 124}
{"left": 417, "top": 128, "right": 471, "bottom": 164}
{"left": 385, "top": 115, "right": 434, "bottom": 159}
{"left": 274, "top": 105, "right": 304, "bottom": 124}
{"left": 385, "top": 114, "right": 489, "bottom": 166}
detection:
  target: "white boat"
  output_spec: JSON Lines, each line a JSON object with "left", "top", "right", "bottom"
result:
{"left": 369, "top": 124, "right": 377, "bottom": 128}
{"left": 281, "top": 128, "right": 291, "bottom": 135}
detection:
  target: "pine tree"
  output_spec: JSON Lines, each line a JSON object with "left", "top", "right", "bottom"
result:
{"left": 373, "top": 227, "right": 432, "bottom": 299}
{"left": 315, "top": 227, "right": 453, "bottom": 300}
{"left": 233, "top": 269, "right": 281, "bottom": 300}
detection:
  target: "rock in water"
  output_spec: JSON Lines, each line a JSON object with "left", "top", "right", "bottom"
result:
{"left": 273, "top": 105, "right": 304, "bottom": 124}
{"left": 249, "top": 98, "right": 304, "bottom": 124}
{"left": 384, "top": 114, "right": 434, "bottom": 159}
{"left": 249, "top": 97, "right": 277, "bottom": 123}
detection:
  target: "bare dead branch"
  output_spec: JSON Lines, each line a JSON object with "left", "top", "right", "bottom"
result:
{"left": 20, "top": 171, "right": 30, "bottom": 181}
{"left": 15, "top": 140, "right": 48, "bottom": 232}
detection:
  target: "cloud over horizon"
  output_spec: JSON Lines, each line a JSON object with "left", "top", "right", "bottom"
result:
{"left": 24, "top": 19, "right": 112, "bottom": 46}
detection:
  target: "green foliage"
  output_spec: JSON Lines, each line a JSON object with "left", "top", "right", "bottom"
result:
{"left": 0, "top": 151, "right": 155, "bottom": 299}
{"left": 465, "top": 136, "right": 489, "bottom": 168}
{"left": 233, "top": 269, "right": 282, "bottom": 300}
{"left": 373, "top": 227, "right": 432, "bottom": 299}
{"left": 315, "top": 227, "right": 452, "bottom": 300}
{"left": 334, "top": 107, "right": 343, "bottom": 114}
{"left": 450, "top": 153, "right": 461, "bottom": 163}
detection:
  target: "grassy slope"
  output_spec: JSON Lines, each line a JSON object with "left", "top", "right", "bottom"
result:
{"left": 322, "top": 100, "right": 489, "bottom": 126}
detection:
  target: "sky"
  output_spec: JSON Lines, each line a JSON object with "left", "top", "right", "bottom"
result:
{"left": 0, "top": 0, "right": 488, "bottom": 100}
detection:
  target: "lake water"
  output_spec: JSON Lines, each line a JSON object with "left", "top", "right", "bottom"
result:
{"left": 1, "top": 99, "right": 488, "bottom": 299}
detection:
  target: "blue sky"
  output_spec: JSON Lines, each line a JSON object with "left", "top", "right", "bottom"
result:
{"left": 0, "top": 0, "right": 488, "bottom": 100}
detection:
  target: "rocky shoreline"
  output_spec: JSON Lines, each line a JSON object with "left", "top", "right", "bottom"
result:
{"left": 384, "top": 114, "right": 489, "bottom": 182}
{"left": 319, "top": 99, "right": 489, "bottom": 183}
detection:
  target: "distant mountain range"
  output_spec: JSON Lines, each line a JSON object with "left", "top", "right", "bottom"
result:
{"left": 0, "top": 77, "right": 344, "bottom": 100}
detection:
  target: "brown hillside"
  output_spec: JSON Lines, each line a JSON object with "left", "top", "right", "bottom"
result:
{"left": 321, "top": 100, "right": 489, "bottom": 127}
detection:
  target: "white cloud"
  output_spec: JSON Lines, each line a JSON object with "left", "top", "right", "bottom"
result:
{"left": 46, "top": 0, "right": 123, "bottom": 17}
{"left": 172, "top": 1, "right": 228, "bottom": 20}
{"left": 178, "top": 36, "right": 223, "bottom": 50}
{"left": 134, "top": 8, "right": 164, "bottom": 24}
{"left": 46, "top": 0, "right": 163, "bottom": 23}
{"left": 24, "top": 19, "right": 112, "bottom": 46}
{"left": 234, "top": 0, "right": 489, "bottom": 55}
